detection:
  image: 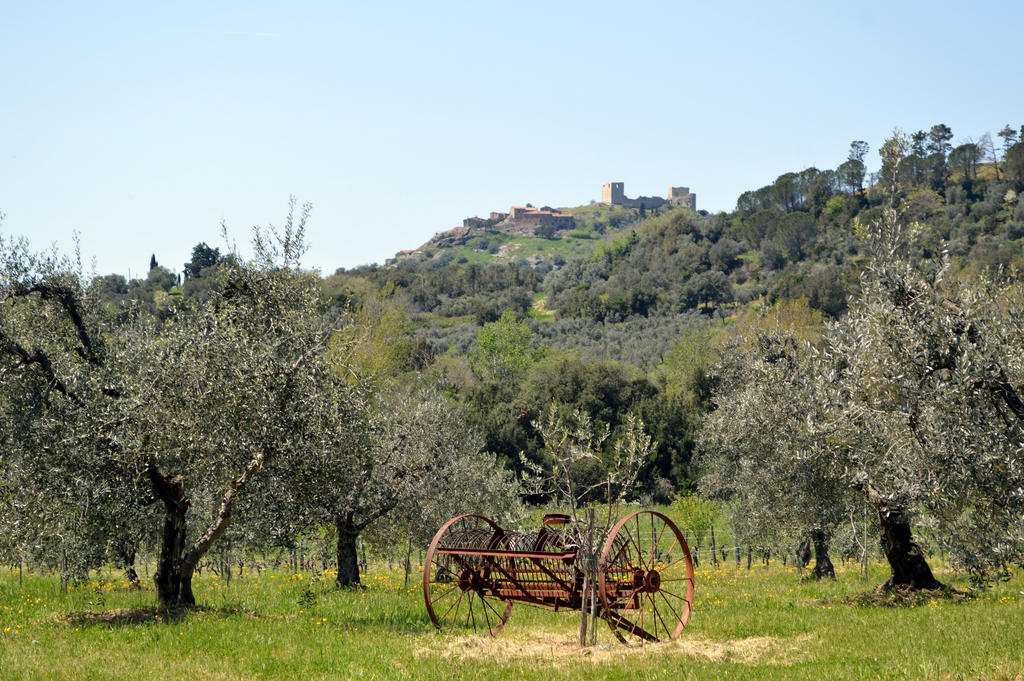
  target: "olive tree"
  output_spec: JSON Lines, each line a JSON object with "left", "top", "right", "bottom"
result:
{"left": 700, "top": 328, "right": 852, "bottom": 579}
{"left": 364, "top": 432, "right": 523, "bottom": 588}
{"left": 700, "top": 208, "right": 1024, "bottom": 590}
{"left": 821, "top": 210, "right": 1024, "bottom": 588}
{"left": 0, "top": 203, "right": 348, "bottom": 607}
{"left": 523, "top": 404, "right": 653, "bottom": 645}
{"left": 270, "top": 383, "right": 520, "bottom": 588}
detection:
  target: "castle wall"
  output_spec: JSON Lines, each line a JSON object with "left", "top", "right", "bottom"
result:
{"left": 622, "top": 195, "right": 668, "bottom": 210}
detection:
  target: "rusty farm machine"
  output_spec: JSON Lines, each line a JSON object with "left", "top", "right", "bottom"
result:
{"left": 423, "top": 510, "right": 695, "bottom": 643}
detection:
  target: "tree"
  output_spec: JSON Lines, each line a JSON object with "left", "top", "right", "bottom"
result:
{"left": 183, "top": 242, "right": 223, "bottom": 279}
{"left": 824, "top": 210, "right": 1024, "bottom": 588}
{"left": 683, "top": 270, "right": 732, "bottom": 310}
{"left": 0, "top": 201, "right": 345, "bottom": 608}
{"left": 775, "top": 211, "right": 817, "bottom": 261}
{"left": 837, "top": 159, "right": 866, "bottom": 194}
{"left": 998, "top": 125, "right": 1019, "bottom": 156}
{"left": 838, "top": 142, "right": 868, "bottom": 198}
{"left": 701, "top": 208, "right": 1024, "bottom": 591}
{"left": 708, "top": 238, "right": 743, "bottom": 273}
{"left": 334, "top": 283, "right": 416, "bottom": 388}
{"left": 910, "top": 130, "right": 928, "bottom": 157}
{"left": 926, "top": 124, "right": 954, "bottom": 189}
{"left": 523, "top": 403, "right": 652, "bottom": 645}
{"left": 1005, "top": 142, "right": 1024, "bottom": 188}
{"left": 849, "top": 140, "right": 870, "bottom": 164}
{"left": 948, "top": 142, "right": 982, "bottom": 181}
{"left": 468, "top": 309, "right": 543, "bottom": 380}
{"left": 927, "top": 124, "right": 954, "bottom": 156}
{"left": 661, "top": 322, "right": 722, "bottom": 404}
{"left": 878, "top": 129, "right": 909, "bottom": 198}
{"left": 772, "top": 172, "right": 800, "bottom": 211}
{"left": 270, "top": 383, "right": 519, "bottom": 587}
{"left": 699, "top": 308, "right": 846, "bottom": 580}
{"left": 979, "top": 132, "right": 999, "bottom": 180}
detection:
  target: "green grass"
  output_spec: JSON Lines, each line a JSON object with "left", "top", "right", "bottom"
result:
{"left": 422, "top": 205, "right": 652, "bottom": 269}
{"left": 2, "top": 559, "right": 1022, "bottom": 680}
{"left": 529, "top": 293, "right": 555, "bottom": 322}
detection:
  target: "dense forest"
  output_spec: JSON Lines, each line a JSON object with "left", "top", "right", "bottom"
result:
{"left": 4, "top": 123, "right": 1024, "bottom": 601}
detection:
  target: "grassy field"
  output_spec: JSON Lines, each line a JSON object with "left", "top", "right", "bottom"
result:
{"left": 2, "top": 559, "right": 1022, "bottom": 680}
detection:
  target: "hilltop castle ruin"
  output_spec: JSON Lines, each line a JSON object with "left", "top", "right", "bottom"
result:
{"left": 602, "top": 182, "right": 696, "bottom": 211}
{"left": 398, "top": 181, "right": 697, "bottom": 264}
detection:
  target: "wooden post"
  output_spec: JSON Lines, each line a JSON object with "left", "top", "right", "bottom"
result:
{"left": 60, "top": 547, "right": 68, "bottom": 594}
{"left": 709, "top": 525, "right": 718, "bottom": 567}
{"left": 733, "top": 530, "right": 740, "bottom": 568}
{"left": 589, "top": 566, "right": 598, "bottom": 646}
{"left": 589, "top": 508, "right": 599, "bottom": 646}
{"left": 578, "top": 569, "right": 589, "bottom": 646}
{"left": 403, "top": 535, "right": 413, "bottom": 589}
{"left": 578, "top": 508, "right": 594, "bottom": 647}
{"left": 862, "top": 504, "right": 869, "bottom": 580}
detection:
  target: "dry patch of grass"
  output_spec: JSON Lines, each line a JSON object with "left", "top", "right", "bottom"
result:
{"left": 416, "top": 629, "right": 812, "bottom": 668}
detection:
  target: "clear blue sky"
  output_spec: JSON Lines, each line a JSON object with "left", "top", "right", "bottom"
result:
{"left": 3, "top": 0, "right": 1022, "bottom": 277}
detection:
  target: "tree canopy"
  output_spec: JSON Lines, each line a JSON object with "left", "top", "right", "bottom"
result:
{"left": 701, "top": 207, "right": 1024, "bottom": 590}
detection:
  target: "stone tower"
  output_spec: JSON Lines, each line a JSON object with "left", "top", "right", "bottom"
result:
{"left": 602, "top": 182, "right": 625, "bottom": 205}
{"left": 668, "top": 186, "right": 697, "bottom": 210}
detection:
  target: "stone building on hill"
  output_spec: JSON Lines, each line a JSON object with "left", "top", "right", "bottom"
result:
{"left": 507, "top": 206, "right": 575, "bottom": 232}
{"left": 602, "top": 182, "right": 696, "bottom": 211}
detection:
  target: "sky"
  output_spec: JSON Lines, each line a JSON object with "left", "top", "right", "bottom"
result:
{"left": 2, "top": 0, "right": 1023, "bottom": 278}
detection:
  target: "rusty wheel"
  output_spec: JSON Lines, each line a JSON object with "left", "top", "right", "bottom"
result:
{"left": 423, "top": 514, "right": 513, "bottom": 637}
{"left": 598, "top": 510, "right": 695, "bottom": 644}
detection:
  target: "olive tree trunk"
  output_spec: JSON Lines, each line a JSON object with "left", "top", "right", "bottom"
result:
{"left": 335, "top": 516, "right": 362, "bottom": 587}
{"left": 149, "top": 454, "right": 265, "bottom": 609}
{"left": 875, "top": 504, "right": 942, "bottom": 591}
{"left": 810, "top": 529, "right": 835, "bottom": 580}
{"left": 152, "top": 471, "right": 194, "bottom": 608}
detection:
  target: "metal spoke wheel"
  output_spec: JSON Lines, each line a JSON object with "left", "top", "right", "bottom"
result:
{"left": 423, "top": 514, "right": 513, "bottom": 636}
{"left": 598, "top": 510, "right": 695, "bottom": 645}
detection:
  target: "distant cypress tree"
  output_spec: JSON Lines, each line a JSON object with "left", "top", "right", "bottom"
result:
{"left": 149, "top": 254, "right": 158, "bottom": 271}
